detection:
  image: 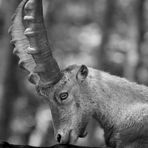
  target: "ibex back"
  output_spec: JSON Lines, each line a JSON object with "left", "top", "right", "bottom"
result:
{"left": 9, "top": 0, "right": 148, "bottom": 148}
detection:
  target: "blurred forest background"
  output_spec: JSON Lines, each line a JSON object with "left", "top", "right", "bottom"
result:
{"left": 0, "top": 0, "right": 148, "bottom": 147}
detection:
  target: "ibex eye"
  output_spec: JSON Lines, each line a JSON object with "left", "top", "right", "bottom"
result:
{"left": 59, "top": 92, "right": 68, "bottom": 101}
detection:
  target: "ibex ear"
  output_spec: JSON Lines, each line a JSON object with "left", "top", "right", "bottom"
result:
{"left": 76, "top": 65, "right": 88, "bottom": 82}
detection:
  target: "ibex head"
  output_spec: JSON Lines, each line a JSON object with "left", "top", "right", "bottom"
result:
{"left": 41, "top": 64, "right": 94, "bottom": 144}
{"left": 10, "top": 0, "right": 95, "bottom": 144}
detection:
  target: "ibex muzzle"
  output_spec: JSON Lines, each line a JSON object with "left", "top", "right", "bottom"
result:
{"left": 10, "top": 0, "right": 148, "bottom": 147}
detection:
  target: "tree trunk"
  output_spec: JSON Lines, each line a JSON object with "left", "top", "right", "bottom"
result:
{"left": 0, "top": 0, "right": 20, "bottom": 140}
{"left": 98, "top": 0, "right": 139, "bottom": 80}
{"left": 134, "top": 0, "right": 148, "bottom": 85}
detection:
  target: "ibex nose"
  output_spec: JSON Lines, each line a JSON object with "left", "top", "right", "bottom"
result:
{"left": 56, "top": 134, "right": 62, "bottom": 143}
{"left": 56, "top": 131, "right": 70, "bottom": 144}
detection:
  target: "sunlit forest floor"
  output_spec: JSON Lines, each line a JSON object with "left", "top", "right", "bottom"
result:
{"left": 0, "top": 0, "right": 148, "bottom": 147}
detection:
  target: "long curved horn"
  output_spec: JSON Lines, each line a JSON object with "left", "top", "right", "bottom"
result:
{"left": 9, "top": 0, "right": 62, "bottom": 87}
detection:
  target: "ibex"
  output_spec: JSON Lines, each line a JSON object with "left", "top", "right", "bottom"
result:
{"left": 9, "top": 0, "right": 148, "bottom": 148}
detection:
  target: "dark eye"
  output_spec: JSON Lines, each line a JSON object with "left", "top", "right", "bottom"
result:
{"left": 59, "top": 92, "right": 69, "bottom": 101}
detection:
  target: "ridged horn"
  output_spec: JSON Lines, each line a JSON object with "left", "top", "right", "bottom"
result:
{"left": 9, "top": 0, "right": 62, "bottom": 87}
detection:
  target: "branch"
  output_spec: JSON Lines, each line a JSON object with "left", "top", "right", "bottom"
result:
{"left": 0, "top": 142, "right": 110, "bottom": 148}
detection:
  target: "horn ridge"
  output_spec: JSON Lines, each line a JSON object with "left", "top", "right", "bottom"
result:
{"left": 10, "top": 0, "right": 38, "bottom": 84}
{"left": 10, "top": 0, "right": 62, "bottom": 86}
{"left": 23, "top": 0, "right": 62, "bottom": 85}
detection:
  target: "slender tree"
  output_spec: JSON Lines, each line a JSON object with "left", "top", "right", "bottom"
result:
{"left": 0, "top": 0, "right": 20, "bottom": 140}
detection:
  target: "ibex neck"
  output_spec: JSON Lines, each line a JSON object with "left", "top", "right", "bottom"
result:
{"left": 87, "top": 68, "right": 148, "bottom": 131}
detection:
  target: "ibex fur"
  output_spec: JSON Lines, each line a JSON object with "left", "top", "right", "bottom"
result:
{"left": 9, "top": 0, "right": 148, "bottom": 148}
